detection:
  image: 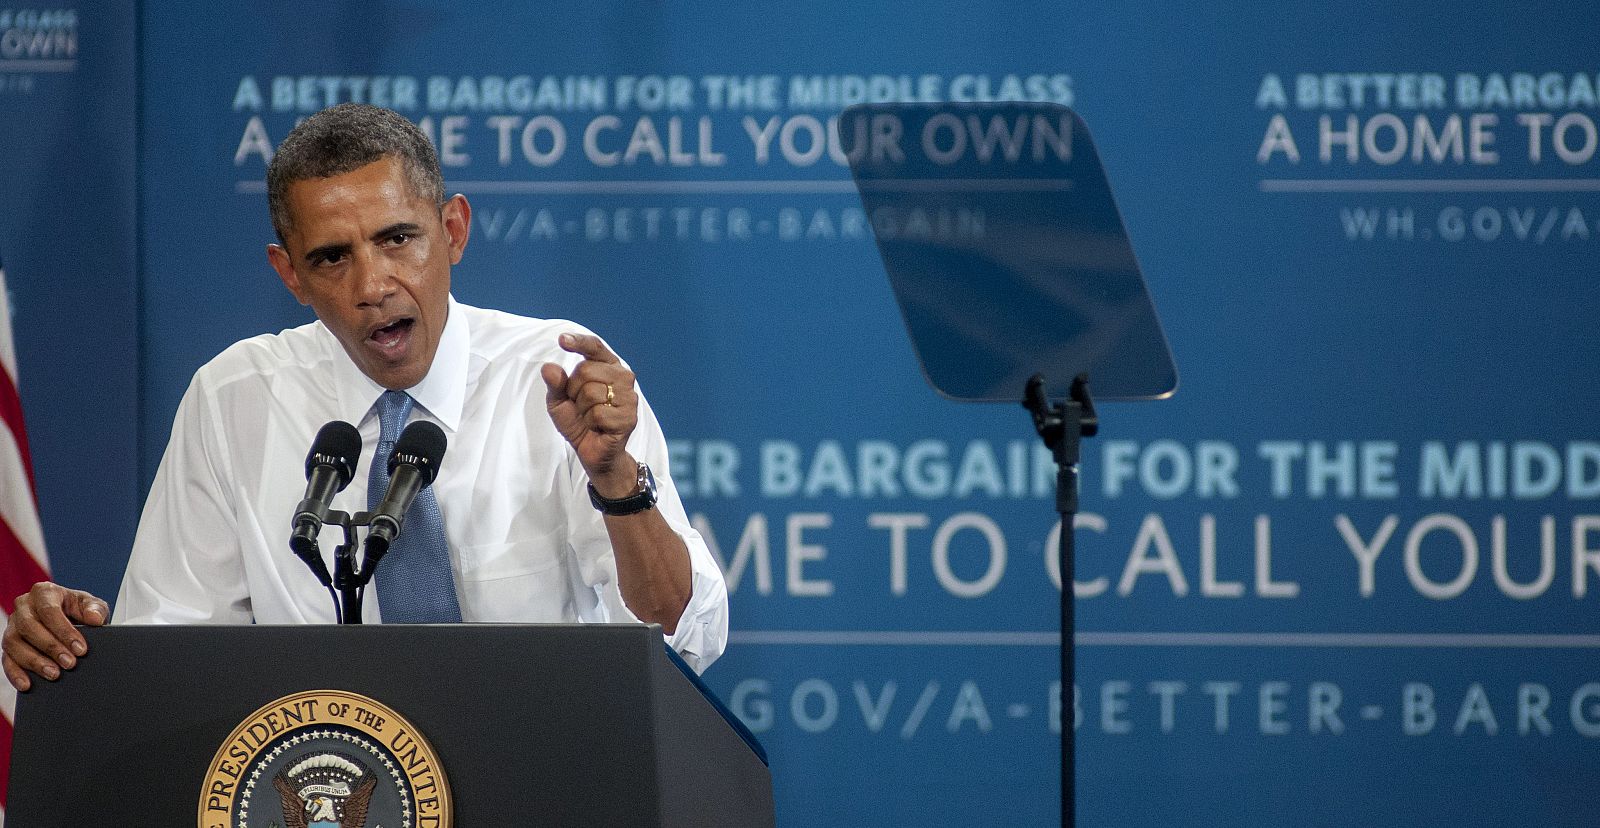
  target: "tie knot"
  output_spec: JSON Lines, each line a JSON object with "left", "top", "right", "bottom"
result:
{"left": 375, "top": 390, "right": 415, "bottom": 443}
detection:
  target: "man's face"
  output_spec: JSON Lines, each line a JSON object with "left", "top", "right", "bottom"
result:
{"left": 267, "top": 156, "right": 470, "bottom": 391}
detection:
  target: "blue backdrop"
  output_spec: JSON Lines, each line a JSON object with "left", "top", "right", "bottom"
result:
{"left": 7, "top": 1, "right": 1600, "bottom": 824}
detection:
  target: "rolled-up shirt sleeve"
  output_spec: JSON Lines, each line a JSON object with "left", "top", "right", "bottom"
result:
{"left": 113, "top": 372, "right": 254, "bottom": 625}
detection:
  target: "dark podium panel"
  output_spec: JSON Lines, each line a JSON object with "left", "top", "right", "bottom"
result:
{"left": 9, "top": 624, "right": 773, "bottom": 826}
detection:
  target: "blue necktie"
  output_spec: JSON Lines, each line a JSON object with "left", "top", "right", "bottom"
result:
{"left": 368, "top": 390, "right": 462, "bottom": 623}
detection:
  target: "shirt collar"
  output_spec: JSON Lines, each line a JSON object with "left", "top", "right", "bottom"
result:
{"left": 329, "top": 294, "right": 469, "bottom": 433}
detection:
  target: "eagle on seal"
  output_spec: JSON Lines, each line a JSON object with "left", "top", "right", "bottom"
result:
{"left": 272, "top": 756, "right": 377, "bottom": 828}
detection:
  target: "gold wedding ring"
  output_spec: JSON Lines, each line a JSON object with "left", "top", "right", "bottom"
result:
{"left": 605, "top": 383, "right": 616, "bottom": 406}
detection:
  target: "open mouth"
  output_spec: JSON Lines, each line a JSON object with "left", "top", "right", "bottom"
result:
{"left": 367, "top": 317, "right": 415, "bottom": 355}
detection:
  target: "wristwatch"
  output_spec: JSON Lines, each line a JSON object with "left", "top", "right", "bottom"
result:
{"left": 588, "top": 462, "right": 658, "bottom": 516}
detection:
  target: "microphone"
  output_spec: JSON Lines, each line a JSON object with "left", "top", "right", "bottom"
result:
{"left": 289, "top": 420, "right": 362, "bottom": 586}
{"left": 362, "top": 420, "right": 448, "bottom": 565}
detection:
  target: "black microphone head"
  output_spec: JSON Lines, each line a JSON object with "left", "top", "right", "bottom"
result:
{"left": 305, "top": 420, "right": 362, "bottom": 487}
{"left": 388, "top": 420, "right": 447, "bottom": 485}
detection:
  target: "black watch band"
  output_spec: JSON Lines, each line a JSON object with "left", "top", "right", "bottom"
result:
{"left": 588, "top": 462, "right": 658, "bottom": 516}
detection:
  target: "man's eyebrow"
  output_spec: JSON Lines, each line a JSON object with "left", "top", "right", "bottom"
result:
{"left": 302, "top": 241, "right": 351, "bottom": 264}
{"left": 372, "top": 222, "right": 423, "bottom": 241}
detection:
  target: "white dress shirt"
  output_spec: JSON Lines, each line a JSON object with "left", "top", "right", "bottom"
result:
{"left": 113, "top": 297, "right": 728, "bottom": 672}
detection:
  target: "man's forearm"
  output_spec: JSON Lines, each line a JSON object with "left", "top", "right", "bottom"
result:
{"left": 604, "top": 509, "right": 693, "bottom": 633}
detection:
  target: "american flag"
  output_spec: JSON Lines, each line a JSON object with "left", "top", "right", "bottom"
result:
{"left": 0, "top": 255, "right": 51, "bottom": 822}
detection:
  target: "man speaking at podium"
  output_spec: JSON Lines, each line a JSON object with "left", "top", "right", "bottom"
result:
{"left": 1, "top": 103, "right": 728, "bottom": 689}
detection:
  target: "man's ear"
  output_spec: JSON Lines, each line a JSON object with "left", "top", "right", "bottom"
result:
{"left": 267, "top": 243, "right": 309, "bottom": 305}
{"left": 441, "top": 194, "right": 472, "bottom": 265}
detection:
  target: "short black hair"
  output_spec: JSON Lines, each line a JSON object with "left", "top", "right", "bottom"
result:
{"left": 265, "top": 103, "right": 445, "bottom": 244}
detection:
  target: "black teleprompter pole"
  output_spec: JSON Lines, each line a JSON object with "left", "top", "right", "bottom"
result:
{"left": 1023, "top": 373, "right": 1097, "bottom": 828}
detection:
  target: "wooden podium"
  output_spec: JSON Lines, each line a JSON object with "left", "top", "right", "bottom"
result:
{"left": 8, "top": 624, "right": 773, "bottom": 826}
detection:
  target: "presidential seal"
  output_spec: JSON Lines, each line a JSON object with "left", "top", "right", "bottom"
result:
{"left": 199, "top": 690, "right": 451, "bottom": 828}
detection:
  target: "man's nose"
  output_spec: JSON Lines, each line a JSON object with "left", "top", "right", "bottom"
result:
{"left": 352, "top": 246, "right": 396, "bottom": 306}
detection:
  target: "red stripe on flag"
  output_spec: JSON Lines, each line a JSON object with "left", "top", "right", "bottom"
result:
{"left": 0, "top": 517, "right": 48, "bottom": 617}
{"left": 0, "top": 705, "right": 13, "bottom": 805}
{"left": 0, "top": 364, "right": 35, "bottom": 501}
{"left": 0, "top": 704, "right": 13, "bottom": 805}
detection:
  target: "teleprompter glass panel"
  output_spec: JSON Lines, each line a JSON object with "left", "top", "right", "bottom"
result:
{"left": 842, "top": 103, "right": 1176, "bottom": 402}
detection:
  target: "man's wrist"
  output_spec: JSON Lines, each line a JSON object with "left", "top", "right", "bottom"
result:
{"left": 588, "top": 460, "right": 657, "bottom": 516}
{"left": 588, "top": 455, "right": 641, "bottom": 499}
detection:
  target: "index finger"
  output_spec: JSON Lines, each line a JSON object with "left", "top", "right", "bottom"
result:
{"left": 558, "top": 332, "right": 619, "bottom": 365}
{"left": 59, "top": 590, "right": 110, "bottom": 628}
{"left": 25, "top": 586, "right": 108, "bottom": 655}
{"left": 32, "top": 595, "right": 90, "bottom": 659}
{"left": 12, "top": 595, "right": 79, "bottom": 670}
